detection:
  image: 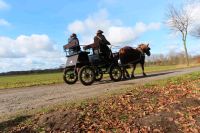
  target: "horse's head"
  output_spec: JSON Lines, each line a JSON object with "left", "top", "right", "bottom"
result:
{"left": 138, "top": 43, "right": 151, "bottom": 56}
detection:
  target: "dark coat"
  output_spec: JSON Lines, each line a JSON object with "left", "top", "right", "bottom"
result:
{"left": 93, "top": 34, "right": 111, "bottom": 59}
{"left": 93, "top": 34, "right": 110, "bottom": 51}
{"left": 64, "top": 37, "right": 80, "bottom": 52}
{"left": 83, "top": 34, "right": 112, "bottom": 60}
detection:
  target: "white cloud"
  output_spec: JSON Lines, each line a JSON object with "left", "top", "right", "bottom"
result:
{"left": 0, "top": 0, "right": 11, "bottom": 27}
{"left": 67, "top": 9, "right": 160, "bottom": 46}
{"left": 68, "top": 20, "right": 85, "bottom": 33}
{"left": 107, "top": 22, "right": 160, "bottom": 44}
{"left": 185, "top": 1, "right": 200, "bottom": 21}
{"left": 0, "top": 34, "right": 65, "bottom": 72}
{"left": 0, "top": 18, "right": 10, "bottom": 26}
{"left": 0, "top": 0, "right": 9, "bottom": 10}
{"left": 68, "top": 9, "right": 110, "bottom": 33}
{"left": 0, "top": 34, "right": 60, "bottom": 58}
{"left": 184, "top": 1, "right": 200, "bottom": 31}
{"left": 0, "top": 57, "right": 65, "bottom": 72}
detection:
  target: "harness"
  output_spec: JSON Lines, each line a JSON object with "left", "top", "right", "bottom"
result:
{"left": 136, "top": 47, "right": 145, "bottom": 56}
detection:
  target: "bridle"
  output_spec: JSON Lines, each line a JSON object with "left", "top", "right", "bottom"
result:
{"left": 136, "top": 47, "right": 145, "bottom": 56}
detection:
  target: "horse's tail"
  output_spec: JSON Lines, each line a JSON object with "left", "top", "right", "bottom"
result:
{"left": 119, "top": 48, "right": 127, "bottom": 65}
{"left": 119, "top": 48, "right": 126, "bottom": 55}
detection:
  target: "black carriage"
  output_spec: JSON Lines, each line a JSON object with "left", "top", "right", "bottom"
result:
{"left": 63, "top": 46, "right": 122, "bottom": 86}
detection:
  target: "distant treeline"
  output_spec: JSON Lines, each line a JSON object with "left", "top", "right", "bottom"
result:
{"left": 0, "top": 68, "right": 63, "bottom": 76}
{"left": 145, "top": 53, "right": 200, "bottom": 66}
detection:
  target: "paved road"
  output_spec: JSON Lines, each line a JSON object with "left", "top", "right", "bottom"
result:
{"left": 0, "top": 67, "right": 200, "bottom": 120}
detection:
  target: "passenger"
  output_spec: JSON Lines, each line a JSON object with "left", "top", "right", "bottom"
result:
{"left": 68, "top": 34, "right": 73, "bottom": 43}
{"left": 64, "top": 33, "right": 81, "bottom": 54}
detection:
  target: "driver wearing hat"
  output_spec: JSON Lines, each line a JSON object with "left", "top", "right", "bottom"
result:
{"left": 93, "top": 30, "right": 112, "bottom": 61}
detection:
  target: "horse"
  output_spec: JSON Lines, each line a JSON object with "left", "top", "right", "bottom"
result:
{"left": 118, "top": 43, "right": 151, "bottom": 79}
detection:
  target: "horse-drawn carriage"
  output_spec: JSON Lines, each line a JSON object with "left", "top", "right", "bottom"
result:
{"left": 63, "top": 46, "right": 122, "bottom": 85}
{"left": 63, "top": 43, "right": 151, "bottom": 86}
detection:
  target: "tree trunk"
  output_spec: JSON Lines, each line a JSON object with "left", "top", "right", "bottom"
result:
{"left": 182, "top": 32, "right": 189, "bottom": 66}
{"left": 183, "top": 39, "right": 189, "bottom": 66}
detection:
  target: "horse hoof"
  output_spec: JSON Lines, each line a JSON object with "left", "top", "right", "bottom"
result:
{"left": 122, "top": 78, "right": 127, "bottom": 80}
{"left": 143, "top": 73, "right": 147, "bottom": 77}
{"left": 131, "top": 75, "right": 135, "bottom": 79}
{"left": 125, "top": 75, "right": 130, "bottom": 79}
{"left": 122, "top": 76, "right": 127, "bottom": 80}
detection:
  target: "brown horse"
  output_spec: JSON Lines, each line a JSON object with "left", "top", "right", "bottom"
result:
{"left": 119, "top": 43, "right": 151, "bottom": 79}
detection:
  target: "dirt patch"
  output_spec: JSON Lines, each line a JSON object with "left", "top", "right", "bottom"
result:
{"left": 169, "top": 97, "right": 200, "bottom": 111}
{"left": 8, "top": 126, "right": 36, "bottom": 133}
{"left": 135, "top": 112, "right": 180, "bottom": 133}
{"left": 134, "top": 97, "right": 200, "bottom": 133}
{"left": 36, "top": 110, "right": 79, "bottom": 132}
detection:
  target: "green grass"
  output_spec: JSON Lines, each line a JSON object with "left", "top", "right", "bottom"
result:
{"left": 0, "top": 72, "right": 63, "bottom": 89}
{"left": 0, "top": 64, "right": 199, "bottom": 89}
{"left": 143, "top": 71, "right": 200, "bottom": 88}
{"left": 132, "top": 64, "right": 198, "bottom": 74}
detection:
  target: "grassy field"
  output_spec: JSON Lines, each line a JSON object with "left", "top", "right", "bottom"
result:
{"left": 1, "top": 70, "right": 200, "bottom": 132}
{"left": 0, "top": 64, "right": 199, "bottom": 89}
{"left": 0, "top": 73, "right": 62, "bottom": 89}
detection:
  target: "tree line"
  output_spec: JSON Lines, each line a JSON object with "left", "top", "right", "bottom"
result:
{"left": 146, "top": 52, "right": 200, "bottom": 66}
{"left": 0, "top": 68, "right": 63, "bottom": 76}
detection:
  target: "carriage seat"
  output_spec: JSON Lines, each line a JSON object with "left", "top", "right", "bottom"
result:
{"left": 64, "top": 47, "right": 82, "bottom": 57}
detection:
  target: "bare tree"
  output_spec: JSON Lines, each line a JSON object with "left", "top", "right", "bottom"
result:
{"left": 166, "top": 4, "right": 191, "bottom": 66}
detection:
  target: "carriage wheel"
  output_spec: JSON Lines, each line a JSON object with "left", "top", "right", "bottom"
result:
{"left": 63, "top": 68, "right": 78, "bottom": 84}
{"left": 78, "top": 66, "right": 95, "bottom": 86}
{"left": 95, "top": 68, "right": 103, "bottom": 81}
{"left": 109, "top": 65, "right": 122, "bottom": 82}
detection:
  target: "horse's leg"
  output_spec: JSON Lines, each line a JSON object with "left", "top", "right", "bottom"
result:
{"left": 122, "top": 65, "right": 127, "bottom": 80}
{"left": 124, "top": 66, "right": 130, "bottom": 79}
{"left": 140, "top": 63, "right": 146, "bottom": 76}
{"left": 131, "top": 64, "right": 136, "bottom": 78}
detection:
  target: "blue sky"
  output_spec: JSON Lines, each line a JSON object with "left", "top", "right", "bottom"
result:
{"left": 0, "top": 0, "right": 200, "bottom": 72}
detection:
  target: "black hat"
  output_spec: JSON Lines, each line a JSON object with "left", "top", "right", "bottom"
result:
{"left": 71, "top": 33, "right": 77, "bottom": 37}
{"left": 97, "top": 30, "right": 103, "bottom": 34}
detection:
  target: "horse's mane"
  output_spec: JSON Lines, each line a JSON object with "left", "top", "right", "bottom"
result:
{"left": 119, "top": 43, "right": 149, "bottom": 54}
{"left": 138, "top": 43, "right": 149, "bottom": 50}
